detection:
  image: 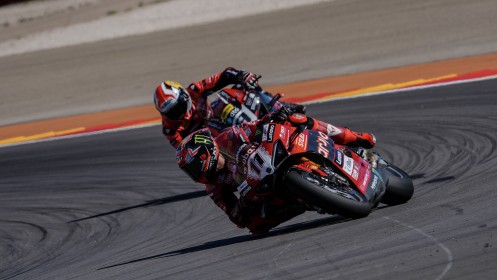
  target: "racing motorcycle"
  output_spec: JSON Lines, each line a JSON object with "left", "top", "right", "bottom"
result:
{"left": 241, "top": 120, "right": 414, "bottom": 220}
{"left": 205, "top": 84, "right": 286, "bottom": 133}
{"left": 203, "top": 82, "right": 412, "bottom": 219}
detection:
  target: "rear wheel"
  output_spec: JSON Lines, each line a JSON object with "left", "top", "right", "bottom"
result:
{"left": 381, "top": 165, "right": 414, "bottom": 205}
{"left": 285, "top": 169, "right": 371, "bottom": 218}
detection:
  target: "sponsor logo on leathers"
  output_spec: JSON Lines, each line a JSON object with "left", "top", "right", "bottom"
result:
{"left": 327, "top": 124, "right": 343, "bottom": 136}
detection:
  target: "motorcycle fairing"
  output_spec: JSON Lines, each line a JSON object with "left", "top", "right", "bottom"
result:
{"left": 210, "top": 88, "right": 262, "bottom": 125}
{"left": 259, "top": 123, "right": 376, "bottom": 196}
{"left": 291, "top": 128, "right": 373, "bottom": 195}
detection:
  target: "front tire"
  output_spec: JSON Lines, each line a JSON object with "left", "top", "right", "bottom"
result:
{"left": 285, "top": 169, "right": 371, "bottom": 218}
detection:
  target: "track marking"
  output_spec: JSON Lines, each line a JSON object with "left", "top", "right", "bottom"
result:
{"left": 383, "top": 216, "right": 453, "bottom": 280}
{"left": 302, "top": 73, "right": 497, "bottom": 105}
{"left": 0, "top": 123, "right": 159, "bottom": 148}
{"left": 1, "top": 73, "right": 497, "bottom": 149}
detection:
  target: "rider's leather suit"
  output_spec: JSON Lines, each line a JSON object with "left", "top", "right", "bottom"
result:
{"left": 160, "top": 67, "right": 251, "bottom": 148}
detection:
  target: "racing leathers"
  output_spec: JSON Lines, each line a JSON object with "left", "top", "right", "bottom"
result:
{"left": 159, "top": 67, "right": 260, "bottom": 148}
{"left": 205, "top": 109, "right": 376, "bottom": 234}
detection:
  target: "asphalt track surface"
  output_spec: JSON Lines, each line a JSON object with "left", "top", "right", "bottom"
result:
{"left": 2, "top": 0, "right": 497, "bottom": 279}
{"left": 1, "top": 78, "right": 497, "bottom": 279}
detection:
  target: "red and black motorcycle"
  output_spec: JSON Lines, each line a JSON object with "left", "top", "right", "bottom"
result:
{"left": 240, "top": 121, "right": 414, "bottom": 221}
{"left": 205, "top": 86, "right": 285, "bottom": 132}
{"left": 202, "top": 84, "right": 412, "bottom": 227}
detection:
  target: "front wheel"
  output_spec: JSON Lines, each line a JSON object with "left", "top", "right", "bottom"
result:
{"left": 285, "top": 169, "right": 371, "bottom": 219}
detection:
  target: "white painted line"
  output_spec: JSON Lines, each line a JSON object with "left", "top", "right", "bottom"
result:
{"left": 0, "top": 122, "right": 160, "bottom": 149}
{"left": 1, "top": 74, "right": 496, "bottom": 149}
{"left": 303, "top": 74, "right": 497, "bottom": 105}
{"left": 384, "top": 216, "right": 453, "bottom": 280}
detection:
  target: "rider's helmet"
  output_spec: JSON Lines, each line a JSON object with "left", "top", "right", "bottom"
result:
{"left": 154, "top": 80, "right": 193, "bottom": 120}
{"left": 176, "top": 128, "right": 219, "bottom": 184}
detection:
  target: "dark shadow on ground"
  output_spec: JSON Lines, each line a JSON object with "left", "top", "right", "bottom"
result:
{"left": 409, "top": 173, "right": 455, "bottom": 184}
{"left": 1, "top": 0, "right": 36, "bottom": 7}
{"left": 98, "top": 214, "right": 349, "bottom": 270}
{"left": 424, "top": 176, "right": 455, "bottom": 184}
{"left": 409, "top": 173, "right": 425, "bottom": 180}
{"left": 68, "top": 190, "right": 206, "bottom": 223}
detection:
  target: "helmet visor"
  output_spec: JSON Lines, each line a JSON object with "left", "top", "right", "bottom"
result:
{"left": 164, "top": 89, "right": 190, "bottom": 120}
{"left": 182, "top": 155, "right": 206, "bottom": 182}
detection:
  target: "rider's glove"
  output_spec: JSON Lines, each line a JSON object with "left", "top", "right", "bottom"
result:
{"left": 284, "top": 102, "right": 307, "bottom": 114}
{"left": 238, "top": 71, "right": 260, "bottom": 90}
{"left": 270, "top": 106, "right": 291, "bottom": 124}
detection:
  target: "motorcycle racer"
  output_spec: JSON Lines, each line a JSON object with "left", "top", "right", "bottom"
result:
{"left": 154, "top": 67, "right": 298, "bottom": 148}
{"left": 176, "top": 107, "right": 376, "bottom": 234}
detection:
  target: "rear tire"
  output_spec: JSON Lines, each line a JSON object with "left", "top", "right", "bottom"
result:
{"left": 381, "top": 165, "right": 414, "bottom": 205}
{"left": 285, "top": 170, "right": 371, "bottom": 219}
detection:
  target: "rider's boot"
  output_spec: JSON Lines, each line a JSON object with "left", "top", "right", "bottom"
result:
{"left": 356, "top": 148, "right": 387, "bottom": 168}
{"left": 247, "top": 203, "right": 305, "bottom": 235}
{"left": 308, "top": 118, "right": 376, "bottom": 149}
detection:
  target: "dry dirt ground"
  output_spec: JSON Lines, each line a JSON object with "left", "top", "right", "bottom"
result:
{"left": 0, "top": 0, "right": 178, "bottom": 44}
